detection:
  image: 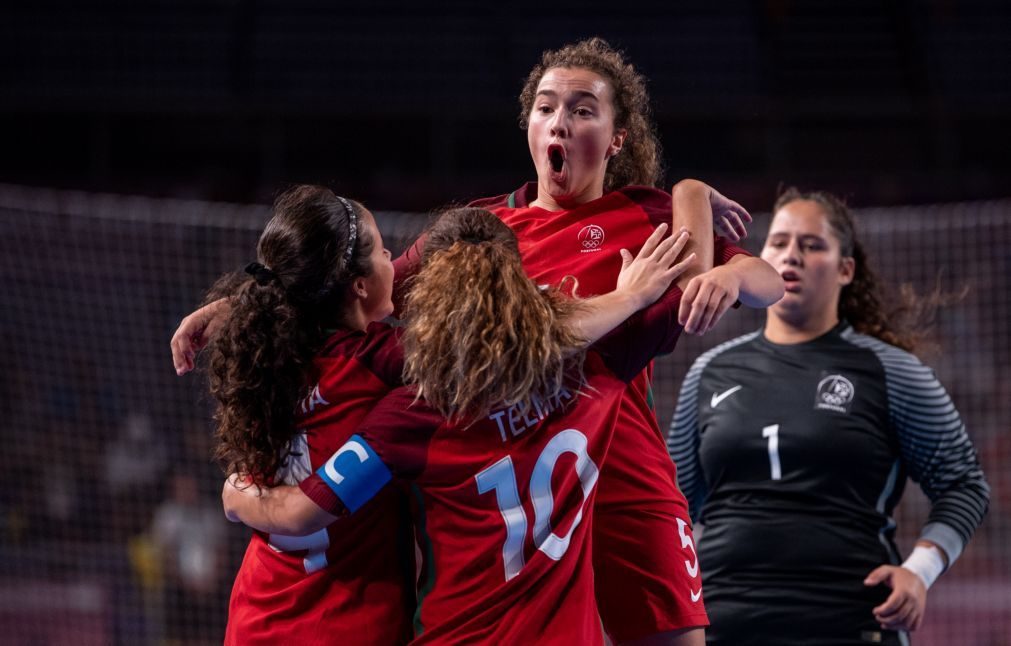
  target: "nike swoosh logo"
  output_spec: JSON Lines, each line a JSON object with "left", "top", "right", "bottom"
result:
{"left": 691, "top": 588, "right": 702, "bottom": 602}
{"left": 711, "top": 385, "right": 742, "bottom": 408}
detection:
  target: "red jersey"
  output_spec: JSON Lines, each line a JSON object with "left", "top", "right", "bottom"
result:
{"left": 301, "top": 287, "right": 685, "bottom": 645}
{"left": 225, "top": 323, "right": 415, "bottom": 646}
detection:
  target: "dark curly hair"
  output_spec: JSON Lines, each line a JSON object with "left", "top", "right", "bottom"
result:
{"left": 207, "top": 185, "right": 374, "bottom": 485}
{"left": 774, "top": 188, "right": 949, "bottom": 353}
{"left": 518, "top": 37, "right": 663, "bottom": 192}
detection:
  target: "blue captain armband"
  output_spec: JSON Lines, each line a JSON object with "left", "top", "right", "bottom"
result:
{"left": 315, "top": 435, "right": 392, "bottom": 513}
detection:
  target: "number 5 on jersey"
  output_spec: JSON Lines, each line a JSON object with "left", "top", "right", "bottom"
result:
{"left": 475, "top": 429, "right": 599, "bottom": 582}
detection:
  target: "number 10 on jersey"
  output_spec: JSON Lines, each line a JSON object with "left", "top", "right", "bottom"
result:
{"left": 475, "top": 429, "right": 599, "bottom": 582}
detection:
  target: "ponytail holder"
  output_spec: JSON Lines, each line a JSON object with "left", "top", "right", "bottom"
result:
{"left": 245, "top": 262, "right": 277, "bottom": 287}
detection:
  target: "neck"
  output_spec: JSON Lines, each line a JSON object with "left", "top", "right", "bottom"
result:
{"left": 763, "top": 308, "right": 839, "bottom": 345}
{"left": 530, "top": 181, "right": 605, "bottom": 211}
{"left": 341, "top": 303, "right": 371, "bottom": 333}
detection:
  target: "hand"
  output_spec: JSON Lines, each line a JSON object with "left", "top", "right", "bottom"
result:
{"left": 617, "top": 224, "right": 696, "bottom": 310}
{"left": 171, "top": 298, "right": 230, "bottom": 375}
{"left": 222, "top": 473, "right": 256, "bottom": 523}
{"left": 707, "top": 186, "right": 751, "bottom": 242}
{"left": 864, "top": 564, "right": 928, "bottom": 632}
{"left": 678, "top": 265, "right": 741, "bottom": 335}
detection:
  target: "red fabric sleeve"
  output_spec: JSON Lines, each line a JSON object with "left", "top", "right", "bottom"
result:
{"left": 592, "top": 285, "right": 684, "bottom": 383}
{"left": 356, "top": 323, "right": 406, "bottom": 388}
{"left": 297, "top": 387, "right": 441, "bottom": 515}
{"left": 353, "top": 387, "right": 442, "bottom": 481}
{"left": 299, "top": 474, "right": 349, "bottom": 516}
{"left": 391, "top": 232, "right": 428, "bottom": 316}
{"left": 714, "top": 237, "right": 750, "bottom": 265}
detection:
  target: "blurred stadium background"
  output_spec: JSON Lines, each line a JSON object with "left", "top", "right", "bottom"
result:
{"left": 1, "top": 1, "right": 1008, "bottom": 644}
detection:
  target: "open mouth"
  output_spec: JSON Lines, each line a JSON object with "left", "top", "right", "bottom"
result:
{"left": 548, "top": 145, "right": 565, "bottom": 173}
{"left": 781, "top": 270, "right": 800, "bottom": 291}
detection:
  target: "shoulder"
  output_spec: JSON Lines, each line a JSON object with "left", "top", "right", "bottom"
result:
{"left": 361, "top": 387, "right": 444, "bottom": 479}
{"left": 690, "top": 330, "right": 764, "bottom": 374}
{"left": 838, "top": 326, "right": 948, "bottom": 404}
{"left": 318, "top": 323, "right": 404, "bottom": 388}
{"left": 839, "top": 326, "right": 930, "bottom": 376}
{"left": 467, "top": 182, "right": 537, "bottom": 209}
{"left": 616, "top": 185, "right": 671, "bottom": 225}
{"left": 618, "top": 185, "right": 671, "bottom": 207}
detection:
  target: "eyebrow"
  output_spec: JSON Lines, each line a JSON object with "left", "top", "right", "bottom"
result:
{"left": 535, "top": 89, "right": 601, "bottom": 101}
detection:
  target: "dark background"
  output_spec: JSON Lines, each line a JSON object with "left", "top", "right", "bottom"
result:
{"left": 2, "top": 0, "right": 1009, "bottom": 212}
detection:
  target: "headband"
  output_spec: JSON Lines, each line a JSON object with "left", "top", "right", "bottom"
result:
{"left": 336, "top": 195, "right": 358, "bottom": 268}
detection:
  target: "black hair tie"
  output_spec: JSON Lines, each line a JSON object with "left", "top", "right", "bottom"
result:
{"left": 245, "top": 262, "right": 277, "bottom": 287}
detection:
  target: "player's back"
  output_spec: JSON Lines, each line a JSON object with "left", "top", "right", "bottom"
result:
{"left": 226, "top": 323, "right": 414, "bottom": 646}
{"left": 355, "top": 353, "right": 627, "bottom": 645}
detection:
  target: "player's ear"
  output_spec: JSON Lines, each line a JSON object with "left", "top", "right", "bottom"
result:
{"left": 352, "top": 276, "right": 369, "bottom": 300}
{"left": 839, "top": 256, "right": 855, "bottom": 286}
{"left": 608, "top": 128, "right": 627, "bottom": 159}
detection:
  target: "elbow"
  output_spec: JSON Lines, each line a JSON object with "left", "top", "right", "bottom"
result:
{"left": 670, "top": 178, "right": 707, "bottom": 199}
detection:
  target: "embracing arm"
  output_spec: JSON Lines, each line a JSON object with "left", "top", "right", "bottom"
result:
{"left": 222, "top": 474, "right": 340, "bottom": 536}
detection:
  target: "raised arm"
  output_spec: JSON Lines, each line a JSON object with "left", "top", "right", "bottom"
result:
{"left": 669, "top": 179, "right": 782, "bottom": 335}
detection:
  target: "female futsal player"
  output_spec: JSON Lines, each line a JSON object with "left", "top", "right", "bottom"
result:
{"left": 667, "top": 188, "right": 990, "bottom": 645}
{"left": 206, "top": 185, "right": 413, "bottom": 644}
{"left": 222, "top": 206, "right": 699, "bottom": 645}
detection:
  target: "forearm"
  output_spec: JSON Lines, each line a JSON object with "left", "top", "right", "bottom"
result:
{"left": 568, "top": 291, "right": 647, "bottom": 345}
{"left": 670, "top": 179, "right": 715, "bottom": 288}
{"left": 224, "top": 482, "right": 338, "bottom": 536}
{"left": 725, "top": 255, "right": 784, "bottom": 308}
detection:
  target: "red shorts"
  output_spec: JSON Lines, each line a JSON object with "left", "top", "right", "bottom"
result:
{"left": 592, "top": 379, "right": 708, "bottom": 643}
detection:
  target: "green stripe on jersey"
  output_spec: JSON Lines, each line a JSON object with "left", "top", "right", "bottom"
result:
{"left": 411, "top": 484, "right": 436, "bottom": 637}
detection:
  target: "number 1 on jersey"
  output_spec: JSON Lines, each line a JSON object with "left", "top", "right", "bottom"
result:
{"left": 762, "top": 424, "right": 782, "bottom": 480}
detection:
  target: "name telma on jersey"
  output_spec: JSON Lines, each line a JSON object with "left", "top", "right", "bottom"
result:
{"left": 488, "top": 388, "right": 576, "bottom": 442}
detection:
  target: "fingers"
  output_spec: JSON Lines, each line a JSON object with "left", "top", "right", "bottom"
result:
{"left": 696, "top": 291, "right": 731, "bottom": 335}
{"left": 867, "top": 566, "right": 927, "bottom": 632}
{"left": 863, "top": 565, "right": 890, "bottom": 587}
{"left": 876, "top": 594, "right": 916, "bottom": 631}
{"left": 665, "top": 252, "right": 697, "bottom": 283}
{"left": 637, "top": 222, "right": 669, "bottom": 259}
{"left": 678, "top": 277, "right": 701, "bottom": 328}
{"left": 682, "top": 280, "right": 713, "bottom": 335}
{"left": 717, "top": 215, "right": 741, "bottom": 242}
{"left": 654, "top": 229, "right": 690, "bottom": 269}
{"left": 171, "top": 313, "right": 206, "bottom": 375}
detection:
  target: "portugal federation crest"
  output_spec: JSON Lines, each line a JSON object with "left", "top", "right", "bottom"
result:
{"left": 577, "top": 224, "right": 605, "bottom": 252}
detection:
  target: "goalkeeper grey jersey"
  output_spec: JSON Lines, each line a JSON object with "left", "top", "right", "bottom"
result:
{"left": 667, "top": 322, "right": 988, "bottom": 645}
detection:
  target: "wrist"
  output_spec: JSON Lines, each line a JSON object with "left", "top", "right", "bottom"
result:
{"left": 902, "top": 545, "right": 945, "bottom": 589}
